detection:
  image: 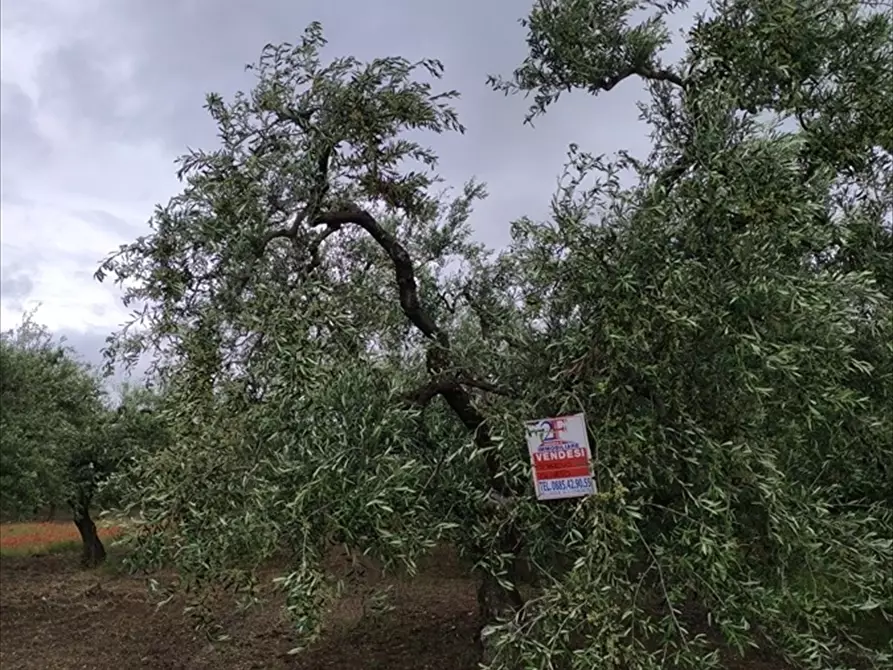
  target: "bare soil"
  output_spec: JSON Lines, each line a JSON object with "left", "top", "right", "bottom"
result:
{"left": 0, "top": 545, "right": 804, "bottom": 670}
{"left": 0, "top": 546, "right": 481, "bottom": 670}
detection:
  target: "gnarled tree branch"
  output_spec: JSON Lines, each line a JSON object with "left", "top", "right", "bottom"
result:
{"left": 405, "top": 376, "right": 515, "bottom": 407}
{"left": 308, "top": 206, "right": 520, "bottom": 509}
{"left": 600, "top": 64, "right": 686, "bottom": 92}
{"left": 312, "top": 207, "right": 445, "bottom": 343}
{"left": 310, "top": 206, "right": 527, "bottom": 621}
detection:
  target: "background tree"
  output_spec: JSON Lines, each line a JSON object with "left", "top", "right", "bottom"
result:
{"left": 99, "top": 2, "right": 892, "bottom": 668}
{"left": 1, "top": 313, "right": 110, "bottom": 564}
{"left": 0, "top": 314, "right": 167, "bottom": 567}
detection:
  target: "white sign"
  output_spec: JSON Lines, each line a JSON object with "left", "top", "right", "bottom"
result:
{"left": 525, "top": 413, "right": 596, "bottom": 501}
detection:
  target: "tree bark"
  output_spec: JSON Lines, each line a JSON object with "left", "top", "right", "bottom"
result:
{"left": 72, "top": 501, "right": 106, "bottom": 568}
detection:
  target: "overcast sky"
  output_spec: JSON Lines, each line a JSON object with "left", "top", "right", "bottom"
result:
{"left": 1, "top": 0, "right": 695, "bottom": 372}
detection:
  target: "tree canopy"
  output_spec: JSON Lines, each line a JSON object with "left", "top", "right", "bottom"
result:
{"left": 99, "top": 1, "right": 892, "bottom": 668}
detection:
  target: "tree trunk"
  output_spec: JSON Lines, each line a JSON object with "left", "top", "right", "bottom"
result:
{"left": 476, "top": 571, "right": 524, "bottom": 665}
{"left": 477, "top": 572, "right": 523, "bottom": 621}
{"left": 474, "top": 523, "right": 526, "bottom": 664}
{"left": 72, "top": 503, "right": 106, "bottom": 568}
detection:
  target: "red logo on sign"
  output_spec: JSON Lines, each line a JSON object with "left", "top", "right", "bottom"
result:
{"left": 540, "top": 418, "right": 567, "bottom": 443}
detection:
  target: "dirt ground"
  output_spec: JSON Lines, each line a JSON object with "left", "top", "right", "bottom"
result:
{"left": 0, "top": 547, "right": 481, "bottom": 670}
{"left": 0, "top": 545, "right": 809, "bottom": 670}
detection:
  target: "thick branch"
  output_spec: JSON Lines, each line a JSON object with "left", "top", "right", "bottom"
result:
{"left": 312, "top": 206, "right": 515, "bottom": 501}
{"left": 598, "top": 64, "right": 687, "bottom": 92}
{"left": 259, "top": 141, "right": 334, "bottom": 249}
{"left": 405, "top": 376, "right": 515, "bottom": 407}
{"left": 227, "top": 141, "right": 335, "bottom": 296}
{"left": 312, "top": 207, "right": 444, "bottom": 343}
{"left": 461, "top": 288, "right": 494, "bottom": 340}
{"left": 461, "top": 287, "right": 527, "bottom": 349}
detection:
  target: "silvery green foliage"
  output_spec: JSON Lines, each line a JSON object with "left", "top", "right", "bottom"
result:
{"left": 101, "top": 4, "right": 891, "bottom": 668}
{"left": 480, "top": 1, "right": 892, "bottom": 668}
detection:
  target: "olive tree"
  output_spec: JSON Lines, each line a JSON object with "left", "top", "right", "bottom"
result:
{"left": 100, "top": 2, "right": 892, "bottom": 668}
{"left": 0, "top": 315, "right": 113, "bottom": 565}
{"left": 0, "top": 315, "right": 170, "bottom": 566}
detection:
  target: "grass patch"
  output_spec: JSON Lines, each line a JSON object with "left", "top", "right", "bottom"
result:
{"left": 0, "top": 521, "right": 124, "bottom": 558}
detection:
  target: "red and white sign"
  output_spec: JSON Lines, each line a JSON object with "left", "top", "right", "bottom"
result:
{"left": 525, "top": 413, "right": 595, "bottom": 501}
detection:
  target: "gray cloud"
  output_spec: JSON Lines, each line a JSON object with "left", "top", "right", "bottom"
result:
{"left": 0, "top": 261, "right": 35, "bottom": 307}
{"left": 0, "top": 81, "right": 53, "bottom": 176}
{"left": 36, "top": 40, "right": 123, "bottom": 136}
{"left": 2, "top": 0, "right": 701, "bottom": 361}
{"left": 57, "top": 327, "right": 149, "bottom": 391}
{"left": 75, "top": 209, "right": 142, "bottom": 238}
{"left": 0, "top": 175, "right": 32, "bottom": 207}
{"left": 29, "top": 0, "right": 667, "bottom": 247}
{"left": 57, "top": 328, "right": 109, "bottom": 368}
{"left": 36, "top": 1, "right": 540, "bottom": 153}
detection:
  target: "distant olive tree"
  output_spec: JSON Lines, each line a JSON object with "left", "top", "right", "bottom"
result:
{"left": 0, "top": 314, "right": 169, "bottom": 566}
{"left": 0, "top": 314, "right": 113, "bottom": 564}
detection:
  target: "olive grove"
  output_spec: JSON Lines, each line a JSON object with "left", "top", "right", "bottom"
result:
{"left": 98, "top": 0, "right": 892, "bottom": 667}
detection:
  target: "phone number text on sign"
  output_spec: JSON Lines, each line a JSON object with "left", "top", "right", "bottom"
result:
{"left": 525, "top": 413, "right": 596, "bottom": 501}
